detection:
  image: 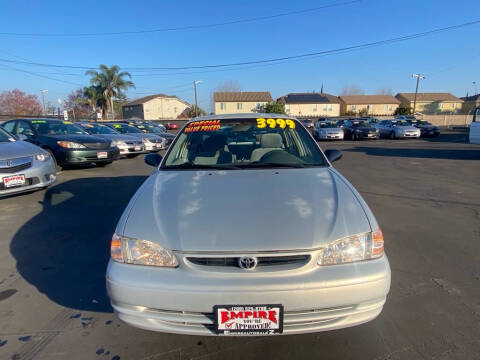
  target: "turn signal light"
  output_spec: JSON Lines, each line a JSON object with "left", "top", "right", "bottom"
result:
{"left": 372, "top": 228, "right": 384, "bottom": 257}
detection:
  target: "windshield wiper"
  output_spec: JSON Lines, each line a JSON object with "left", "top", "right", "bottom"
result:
{"left": 163, "top": 162, "right": 241, "bottom": 170}
{"left": 237, "top": 162, "right": 309, "bottom": 169}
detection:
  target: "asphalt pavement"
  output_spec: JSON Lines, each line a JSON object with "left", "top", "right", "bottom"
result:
{"left": 0, "top": 133, "right": 479, "bottom": 360}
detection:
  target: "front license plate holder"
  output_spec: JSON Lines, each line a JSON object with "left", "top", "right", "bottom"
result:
{"left": 3, "top": 174, "right": 26, "bottom": 188}
{"left": 97, "top": 151, "right": 108, "bottom": 159}
{"left": 214, "top": 304, "right": 283, "bottom": 335}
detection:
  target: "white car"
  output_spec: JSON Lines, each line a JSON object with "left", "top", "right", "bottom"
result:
{"left": 469, "top": 107, "right": 480, "bottom": 144}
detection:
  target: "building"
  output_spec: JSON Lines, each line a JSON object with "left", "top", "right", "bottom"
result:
{"left": 277, "top": 93, "right": 340, "bottom": 117}
{"left": 122, "top": 94, "right": 190, "bottom": 120}
{"left": 395, "top": 93, "right": 463, "bottom": 114}
{"left": 339, "top": 95, "right": 400, "bottom": 116}
{"left": 214, "top": 92, "right": 272, "bottom": 114}
{"left": 460, "top": 94, "right": 480, "bottom": 114}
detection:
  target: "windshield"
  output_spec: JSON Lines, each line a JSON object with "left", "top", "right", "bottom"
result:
{"left": 350, "top": 121, "right": 369, "bottom": 127}
{"left": 134, "top": 124, "right": 164, "bottom": 133}
{"left": 0, "top": 127, "right": 15, "bottom": 142}
{"left": 416, "top": 120, "right": 431, "bottom": 125}
{"left": 110, "top": 123, "right": 142, "bottom": 134}
{"left": 392, "top": 120, "right": 409, "bottom": 126}
{"left": 162, "top": 118, "right": 327, "bottom": 169}
{"left": 31, "top": 120, "right": 88, "bottom": 135}
{"left": 81, "top": 123, "right": 118, "bottom": 134}
{"left": 318, "top": 122, "right": 338, "bottom": 128}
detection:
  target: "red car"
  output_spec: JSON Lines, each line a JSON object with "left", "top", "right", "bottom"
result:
{"left": 166, "top": 123, "right": 178, "bottom": 130}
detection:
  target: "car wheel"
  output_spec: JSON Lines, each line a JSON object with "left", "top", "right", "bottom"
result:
{"left": 45, "top": 149, "right": 61, "bottom": 172}
{"left": 390, "top": 131, "right": 396, "bottom": 139}
{"left": 352, "top": 133, "right": 357, "bottom": 140}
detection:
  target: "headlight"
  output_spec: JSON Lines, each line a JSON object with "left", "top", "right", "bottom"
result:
{"left": 142, "top": 138, "right": 152, "bottom": 144}
{"left": 35, "top": 153, "right": 50, "bottom": 161}
{"left": 111, "top": 140, "right": 126, "bottom": 147}
{"left": 57, "top": 141, "right": 86, "bottom": 149}
{"left": 317, "top": 229, "right": 384, "bottom": 266}
{"left": 110, "top": 233, "right": 178, "bottom": 267}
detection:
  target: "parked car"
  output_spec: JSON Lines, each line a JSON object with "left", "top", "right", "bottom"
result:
{"left": 335, "top": 119, "right": 347, "bottom": 129}
{"left": 344, "top": 119, "right": 379, "bottom": 140}
{"left": 166, "top": 122, "right": 179, "bottom": 130}
{"left": 407, "top": 119, "right": 440, "bottom": 137}
{"left": 1, "top": 119, "right": 119, "bottom": 170}
{"left": 300, "top": 119, "right": 314, "bottom": 129}
{"left": 376, "top": 119, "right": 421, "bottom": 139}
{"left": 313, "top": 120, "right": 344, "bottom": 140}
{"left": 396, "top": 115, "right": 417, "bottom": 121}
{"left": 106, "top": 113, "right": 390, "bottom": 336}
{"left": 128, "top": 122, "right": 176, "bottom": 146}
{"left": 469, "top": 107, "right": 480, "bottom": 144}
{"left": 0, "top": 126, "right": 56, "bottom": 196}
{"left": 76, "top": 122, "right": 146, "bottom": 157}
{"left": 103, "top": 123, "right": 167, "bottom": 151}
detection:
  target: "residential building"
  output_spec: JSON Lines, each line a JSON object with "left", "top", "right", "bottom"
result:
{"left": 277, "top": 93, "right": 340, "bottom": 117}
{"left": 460, "top": 94, "right": 480, "bottom": 114}
{"left": 122, "top": 94, "right": 190, "bottom": 120}
{"left": 339, "top": 95, "right": 400, "bottom": 115}
{"left": 395, "top": 93, "right": 463, "bottom": 114}
{"left": 214, "top": 92, "right": 272, "bottom": 114}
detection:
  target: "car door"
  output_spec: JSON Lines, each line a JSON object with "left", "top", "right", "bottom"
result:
{"left": 17, "top": 121, "right": 40, "bottom": 145}
{"left": 1, "top": 120, "right": 17, "bottom": 135}
{"left": 469, "top": 107, "right": 480, "bottom": 144}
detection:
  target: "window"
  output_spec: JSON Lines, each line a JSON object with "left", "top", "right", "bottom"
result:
{"left": 351, "top": 105, "right": 356, "bottom": 111}
{"left": 237, "top": 102, "right": 242, "bottom": 110}
{"left": 174, "top": 107, "right": 177, "bottom": 113}
{"left": 327, "top": 104, "right": 332, "bottom": 112}
{"left": 366, "top": 105, "right": 372, "bottom": 110}
{"left": 2, "top": 121, "right": 16, "bottom": 134}
{"left": 285, "top": 105, "right": 290, "bottom": 112}
{"left": 384, "top": 104, "right": 393, "bottom": 111}
{"left": 439, "top": 103, "right": 443, "bottom": 109}
{"left": 313, "top": 105, "right": 318, "bottom": 112}
{"left": 17, "top": 121, "right": 35, "bottom": 137}
{"left": 220, "top": 102, "right": 226, "bottom": 110}
{"left": 452, "top": 103, "right": 457, "bottom": 109}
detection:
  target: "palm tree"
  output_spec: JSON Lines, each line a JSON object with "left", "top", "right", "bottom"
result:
{"left": 85, "top": 65, "right": 135, "bottom": 119}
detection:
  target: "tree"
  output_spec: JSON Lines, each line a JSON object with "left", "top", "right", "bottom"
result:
{"left": 187, "top": 105, "right": 206, "bottom": 118}
{"left": 394, "top": 106, "right": 411, "bottom": 115}
{"left": 0, "top": 89, "right": 42, "bottom": 116}
{"left": 264, "top": 101, "right": 286, "bottom": 114}
{"left": 340, "top": 85, "right": 365, "bottom": 95}
{"left": 85, "top": 65, "right": 135, "bottom": 119}
{"left": 358, "top": 108, "right": 369, "bottom": 116}
{"left": 377, "top": 87, "right": 394, "bottom": 95}
{"left": 64, "top": 88, "right": 92, "bottom": 119}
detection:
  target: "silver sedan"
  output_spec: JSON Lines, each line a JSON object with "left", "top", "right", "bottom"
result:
{"left": 313, "top": 121, "right": 344, "bottom": 140}
{"left": 376, "top": 119, "right": 421, "bottom": 139}
{"left": 106, "top": 114, "right": 390, "bottom": 336}
{"left": 0, "top": 127, "right": 56, "bottom": 196}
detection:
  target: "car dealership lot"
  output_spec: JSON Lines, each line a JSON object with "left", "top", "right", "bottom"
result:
{"left": 0, "top": 133, "right": 479, "bottom": 360}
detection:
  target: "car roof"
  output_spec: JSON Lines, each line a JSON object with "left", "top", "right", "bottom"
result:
{"left": 190, "top": 113, "right": 297, "bottom": 122}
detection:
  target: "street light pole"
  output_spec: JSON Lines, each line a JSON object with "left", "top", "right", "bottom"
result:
{"left": 40, "top": 89, "right": 48, "bottom": 115}
{"left": 411, "top": 74, "right": 426, "bottom": 114}
{"left": 193, "top": 80, "right": 201, "bottom": 118}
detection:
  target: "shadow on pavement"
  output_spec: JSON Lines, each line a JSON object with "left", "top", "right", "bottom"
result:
{"left": 343, "top": 146, "right": 480, "bottom": 160}
{"left": 10, "top": 175, "right": 147, "bottom": 313}
{"left": 422, "top": 132, "right": 468, "bottom": 143}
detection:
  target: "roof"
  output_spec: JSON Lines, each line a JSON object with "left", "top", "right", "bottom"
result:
{"left": 277, "top": 93, "right": 340, "bottom": 104}
{"left": 339, "top": 95, "right": 400, "bottom": 105}
{"left": 460, "top": 94, "right": 480, "bottom": 101}
{"left": 396, "top": 92, "right": 462, "bottom": 102}
{"left": 124, "top": 94, "right": 189, "bottom": 106}
{"left": 191, "top": 113, "right": 292, "bottom": 121}
{"left": 213, "top": 92, "right": 272, "bottom": 102}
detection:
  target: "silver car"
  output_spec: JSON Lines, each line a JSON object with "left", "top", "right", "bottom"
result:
{"left": 106, "top": 113, "right": 390, "bottom": 336}
{"left": 313, "top": 121, "right": 344, "bottom": 140}
{"left": 0, "top": 127, "right": 56, "bottom": 196}
{"left": 104, "top": 123, "right": 167, "bottom": 151}
{"left": 376, "top": 119, "right": 421, "bottom": 139}
{"left": 76, "top": 122, "right": 146, "bottom": 157}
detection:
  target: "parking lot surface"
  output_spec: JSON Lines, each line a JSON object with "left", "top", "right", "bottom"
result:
{"left": 1, "top": 133, "right": 479, "bottom": 360}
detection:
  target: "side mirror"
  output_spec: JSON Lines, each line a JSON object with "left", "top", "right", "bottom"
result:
{"left": 144, "top": 153, "right": 163, "bottom": 167}
{"left": 324, "top": 149, "right": 342, "bottom": 163}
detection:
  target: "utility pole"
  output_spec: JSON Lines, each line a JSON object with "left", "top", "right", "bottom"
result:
{"left": 40, "top": 89, "right": 48, "bottom": 115}
{"left": 411, "top": 74, "right": 425, "bottom": 114}
{"left": 193, "top": 80, "right": 201, "bottom": 118}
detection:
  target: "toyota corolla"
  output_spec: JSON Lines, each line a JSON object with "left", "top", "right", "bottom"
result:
{"left": 106, "top": 113, "right": 391, "bottom": 336}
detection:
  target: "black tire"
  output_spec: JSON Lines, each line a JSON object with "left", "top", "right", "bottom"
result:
{"left": 390, "top": 131, "right": 396, "bottom": 140}
{"left": 96, "top": 161, "right": 112, "bottom": 167}
{"left": 45, "top": 149, "right": 61, "bottom": 172}
{"left": 352, "top": 132, "right": 357, "bottom": 141}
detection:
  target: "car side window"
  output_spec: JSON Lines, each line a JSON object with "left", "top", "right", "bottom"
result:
{"left": 17, "top": 121, "right": 35, "bottom": 137}
{"left": 474, "top": 108, "right": 480, "bottom": 122}
{"left": 2, "top": 121, "right": 16, "bottom": 134}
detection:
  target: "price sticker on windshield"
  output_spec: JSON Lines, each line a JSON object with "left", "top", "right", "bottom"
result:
{"left": 256, "top": 118, "right": 295, "bottom": 129}
{"left": 63, "top": 121, "right": 73, "bottom": 124}
{"left": 185, "top": 120, "right": 221, "bottom": 133}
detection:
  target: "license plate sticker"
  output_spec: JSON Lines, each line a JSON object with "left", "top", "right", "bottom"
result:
{"left": 214, "top": 305, "right": 283, "bottom": 335}
{"left": 97, "top": 151, "right": 108, "bottom": 159}
{"left": 3, "top": 174, "right": 26, "bottom": 188}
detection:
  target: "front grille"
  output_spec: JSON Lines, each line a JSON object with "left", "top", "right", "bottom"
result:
{"left": 0, "top": 156, "right": 32, "bottom": 174}
{"left": 0, "top": 162, "right": 32, "bottom": 174}
{"left": 186, "top": 255, "right": 310, "bottom": 268}
{"left": 83, "top": 142, "right": 110, "bottom": 149}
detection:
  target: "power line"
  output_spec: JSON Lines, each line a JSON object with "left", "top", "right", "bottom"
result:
{"left": 0, "top": 63, "right": 84, "bottom": 86}
{"left": 0, "top": 19, "right": 478, "bottom": 72}
{"left": 0, "top": 1, "right": 360, "bottom": 37}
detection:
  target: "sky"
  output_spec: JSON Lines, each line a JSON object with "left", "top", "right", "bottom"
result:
{"left": 0, "top": 0, "right": 479, "bottom": 112}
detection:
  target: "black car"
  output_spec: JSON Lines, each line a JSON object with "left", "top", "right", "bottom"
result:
{"left": 407, "top": 119, "right": 440, "bottom": 137}
{"left": 344, "top": 119, "right": 379, "bottom": 140}
{"left": 1, "top": 119, "right": 119, "bottom": 169}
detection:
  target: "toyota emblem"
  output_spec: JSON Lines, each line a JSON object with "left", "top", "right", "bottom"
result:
{"left": 238, "top": 256, "right": 258, "bottom": 270}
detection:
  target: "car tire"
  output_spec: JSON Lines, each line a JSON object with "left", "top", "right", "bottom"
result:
{"left": 45, "top": 149, "right": 61, "bottom": 172}
{"left": 352, "top": 133, "right": 357, "bottom": 140}
{"left": 390, "top": 131, "right": 396, "bottom": 140}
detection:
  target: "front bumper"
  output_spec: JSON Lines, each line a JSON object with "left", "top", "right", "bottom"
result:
{"left": 107, "top": 254, "right": 391, "bottom": 335}
{"left": 55, "top": 147, "right": 120, "bottom": 166}
{"left": 396, "top": 132, "right": 420, "bottom": 139}
{"left": 318, "top": 132, "right": 344, "bottom": 140}
{"left": 0, "top": 158, "right": 56, "bottom": 196}
{"left": 118, "top": 144, "right": 147, "bottom": 156}
{"left": 356, "top": 132, "right": 379, "bottom": 139}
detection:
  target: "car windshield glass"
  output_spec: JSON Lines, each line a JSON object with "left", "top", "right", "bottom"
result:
{"left": 318, "top": 122, "right": 338, "bottom": 128}
{"left": 111, "top": 124, "right": 142, "bottom": 133}
{"left": 82, "top": 124, "right": 118, "bottom": 134}
{"left": 162, "top": 118, "right": 327, "bottom": 169}
{"left": 0, "top": 127, "right": 15, "bottom": 142}
{"left": 31, "top": 120, "right": 88, "bottom": 135}
{"left": 393, "top": 120, "right": 409, "bottom": 126}
{"left": 417, "top": 121, "right": 431, "bottom": 125}
{"left": 137, "top": 124, "right": 163, "bottom": 133}
{"left": 350, "top": 121, "right": 369, "bottom": 127}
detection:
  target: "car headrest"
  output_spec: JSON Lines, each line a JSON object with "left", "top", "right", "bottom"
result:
{"left": 260, "top": 133, "right": 283, "bottom": 148}
{"left": 202, "top": 134, "right": 227, "bottom": 152}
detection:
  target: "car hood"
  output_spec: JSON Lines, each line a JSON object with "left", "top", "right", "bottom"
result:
{"left": 122, "top": 168, "right": 372, "bottom": 252}
{"left": 126, "top": 133, "right": 162, "bottom": 140}
{"left": 355, "top": 127, "right": 377, "bottom": 132}
{"left": 395, "top": 126, "right": 419, "bottom": 131}
{"left": 93, "top": 134, "right": 141, "bottom": 142}
{"left": 0, "top": 140, "right": 45, "bottom": 160}
{"left": 45, "top": 134, "right": 109, "bottom": 143}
